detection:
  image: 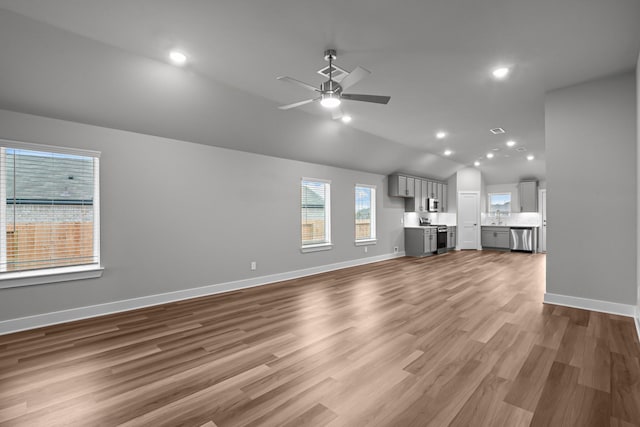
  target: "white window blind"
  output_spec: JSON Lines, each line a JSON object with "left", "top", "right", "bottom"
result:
{"left": 0, "top": 142, "right": 100, "bottom": 274}
{"left": 301, "top": 178, "right": 331, "bottom": 247}
{"left": 355, "top": 184, "right": 376, "bottom": 241}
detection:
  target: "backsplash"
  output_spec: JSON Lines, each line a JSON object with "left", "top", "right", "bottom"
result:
{"left": 404, "top": 212, "right": 457, "bottom": 227}
{"left": 481, "top": 212, "right": 540, "bottom": 226}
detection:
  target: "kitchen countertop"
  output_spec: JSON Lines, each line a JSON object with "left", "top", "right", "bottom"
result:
{"left": 405, "top": 225, "right": 457, "bottom": 229}
{"left": 481, "top": 224, "right": 540, "bottom": 228}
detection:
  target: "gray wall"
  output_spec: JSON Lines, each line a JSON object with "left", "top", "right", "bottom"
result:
{"left": 0, "top": 109, "right": 405, "bottom": 321}
{"left": 546, "top": 72, "right": 637, "bottom": 304}
{"left": 637, "top": 53, "right": 640, "bottom": 313}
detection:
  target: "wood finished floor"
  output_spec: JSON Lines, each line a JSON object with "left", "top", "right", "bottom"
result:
{"left": 1, "top": 250, "right": 640, "bottom": 426}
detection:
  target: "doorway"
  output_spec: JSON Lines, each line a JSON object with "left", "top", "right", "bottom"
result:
{"left": 540, "top": 189, "right": 547, "bottom": 252}
{"left": 457, "top": 191, "right": 480, "bottom": 250}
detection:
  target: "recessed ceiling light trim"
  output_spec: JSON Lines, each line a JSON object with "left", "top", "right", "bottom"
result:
{"left": 169, "top": 50, "right": 187, "bottom": 66}
{"left": 506, "top": 140, "right": 516, "bottom": 147}
{"left": 436, "top": 131, "right": 447, "bottom": 139}
{"left": 486, "top": 153, "right": 494, "bottom": 159}
{"left": 492, "top": 67, "right": 510, "bottom": 79}
{"left": 444, "top": 150, "right": 452, "bottom": 156}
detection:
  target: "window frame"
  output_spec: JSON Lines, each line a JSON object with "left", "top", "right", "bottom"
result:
{"left": 0, "top": 139, "right": 103, "bottom": 289}
{"left": 300, "top": 177, "right": 332, "bottom": 253}
{"left": 488, "top": 192, "right": 512, "bottom": 215}
{"left": 354, "top": 184, "right": 377, "bottom": 246}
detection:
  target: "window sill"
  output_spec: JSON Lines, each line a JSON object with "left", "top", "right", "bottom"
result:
{"left": 0, "top": 265, "right": 104, "bottom": 289}
{"left": 301, "top": 243, "right": 333, "bottom": 253}
{"left": 355, "top": 239, "right": 377, "bottom": 246}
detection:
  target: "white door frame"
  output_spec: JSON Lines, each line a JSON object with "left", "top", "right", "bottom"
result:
{"left": 457, "top": 191, "right": 481, "bottom": 250}
{"left": 539, "top": 188, "right": 547, "bottom": 252}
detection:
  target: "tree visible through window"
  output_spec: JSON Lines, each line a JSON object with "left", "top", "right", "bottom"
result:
{"left": 355, "top": 185, "right": 376, "bottom": 241}
{"left": 0, "top": 144, "right": 100, "bottom": 274}
{"left": 301, "top": 178, "right": 331, "bottom": 246}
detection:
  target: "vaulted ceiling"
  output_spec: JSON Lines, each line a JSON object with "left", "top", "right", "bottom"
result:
{"left": 0, "top": 1, "right": 639, "bottom": 183}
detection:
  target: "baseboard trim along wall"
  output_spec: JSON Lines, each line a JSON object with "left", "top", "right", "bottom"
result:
{"left": 0, "top": 251, "right": 406, "bottom": 336}
{"left": 544, "top": 292, "right": 638, "bottom": 318}
{"left": 545, "top": 292, "right": 640, "bottom": 343}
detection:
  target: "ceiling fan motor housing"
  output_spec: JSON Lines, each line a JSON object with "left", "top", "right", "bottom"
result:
{"left": 320, "top": 79, "right": 342, "bottom": 96}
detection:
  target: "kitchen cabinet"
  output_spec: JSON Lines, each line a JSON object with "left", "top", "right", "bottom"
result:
{"left": 389, "top": 174, "right": 415, "bottom": 197}
{"left": 435, "top": 183, "right": 443, "bottom": 207}
{"left": 481, "top": 226, "right": 510, "bottom": 249}
{"left": 442, "top": 184, "right": 448, "bottom": 212}
{"left": 421, "top": 180, "right": 429, "bottom": 206}
{"left": 519, "top": 181, "right": 538, "bottom": 212}
{"left": 405, "top": 227, "right": 437, "bottom": 257}
{"left": 405, "top": 179, "right": 425, "bottom": 212}
{"left": 447, "top": 226, "right": 456, "bottom": 249}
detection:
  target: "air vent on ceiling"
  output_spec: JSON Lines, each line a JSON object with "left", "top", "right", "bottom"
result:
{"left": 516, "top": 147, "right": 527, "bottom": 152}
{"left": 490, "top": 127, "right": 505, "bottom": 134}
{"left": 317, "top": 63, "right": 349, "bottom": 82}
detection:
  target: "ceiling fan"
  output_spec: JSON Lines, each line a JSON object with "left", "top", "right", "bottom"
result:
{"left": 277, "top": 49, "right": 390, "bottom": 118}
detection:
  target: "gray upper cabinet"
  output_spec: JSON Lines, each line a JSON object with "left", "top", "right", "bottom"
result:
{"left": 427, "top": 181, "right": 435, "bottom": 199}
{"left": 421, "top": 180, "right": 429, "bottom": 206}
{"left": 519, "top": 181, "right": 538, "bottom": 212}
{"left": 442, "top": 184, "right": 448, "bottom": 212}
{"left": 389, "top": 174, "right": 415, "bottom": 197}
{"left": 405, "top": 179, "right": 424, "bottom": 211}
{"left": 389, "top": 175, "right": 446, "bottom": 212}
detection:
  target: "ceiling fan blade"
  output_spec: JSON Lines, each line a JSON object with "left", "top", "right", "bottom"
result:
{"left": 339, "top": 66, "right": 371, "bottom": 90}
{"left": 278, "top": 97, "right": 320, "bottom": 110}
{"left": 277, "top": 76, "right": 319, "bottom": 92}
{"left": 331, "top": 107, "right": 344, "bottom": 120}
{"left": 341, "top": 93, "right": 391, "bottom": 104}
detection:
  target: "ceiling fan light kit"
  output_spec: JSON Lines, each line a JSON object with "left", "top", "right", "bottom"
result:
{"left": 278, "top": 49, "right": 390, "bottom": 112}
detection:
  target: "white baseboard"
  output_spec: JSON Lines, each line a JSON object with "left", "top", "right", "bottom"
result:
{"left": 544, "top": 292, "right": 637, "bottom": 317}
{"left": 0, "top": 252, "right": 406, "bottom": 336}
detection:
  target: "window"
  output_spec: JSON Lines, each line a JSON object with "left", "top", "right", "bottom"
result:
{"left": 355, "top": 184, "right": 376, "bottom": 244}
{"left": 301, "top": 178, "right": 331, "bottom": 251}
{"left": 0, "top": 140, "right": 102, "bottom": 287}
{"left": 488, "top": 192, "right": 511, "bottom": 215}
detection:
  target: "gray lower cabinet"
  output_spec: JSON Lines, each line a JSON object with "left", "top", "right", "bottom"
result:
{"left": 481, "top": 226, "right": 510, "bottom": 249}
{"left": 447, "top": 226, "right": 456, "bottom": 249}
{"left": 405, "top": 227, "right": 437, "bottom": 256}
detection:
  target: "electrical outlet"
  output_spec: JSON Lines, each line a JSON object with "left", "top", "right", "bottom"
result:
{"left": 364, "top": 246, "right": 368, "bottom": 253}
{"left": 394, "top": 247, "right": 399, "bottom": 253}
{"left": 250, "top": 261, "right": 257, "bottom": 271}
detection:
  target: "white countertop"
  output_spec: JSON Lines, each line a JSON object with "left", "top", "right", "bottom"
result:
{"left": 481, "top": 224, "right": 540, "bottom": 228}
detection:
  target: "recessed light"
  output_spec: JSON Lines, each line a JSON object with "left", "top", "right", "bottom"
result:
{"left": 444, "top": 149, "right": 452, "bottom": 156}
{"left": 169, "top": 50, "right": 187, "bottom": 65}
{"left": 492, "top": 67, "right": 510, "bottom": 79}
{"left": 486, "top": 153, "right": 494, "bottom": 159}
{"left": 474, "top": 161, "right": 480, "bottom": 167}
{"left": 527, "top": 155, "right": 535, "bottom": 161}
{"left": 506, "top": 140, "right": 516, "bottom": 147}
{"left": 490, "top": 127, "right": 505, "bottom": 134}
{"left": 436, "top": 131, "right": 447, "bottom": 139}
{"left": 341, "top": 115, "right": 352, "bottom": 123}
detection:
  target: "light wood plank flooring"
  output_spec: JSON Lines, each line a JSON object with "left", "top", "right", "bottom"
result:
{"left": 1, "top": 251, "right": 640, "bottom": 426}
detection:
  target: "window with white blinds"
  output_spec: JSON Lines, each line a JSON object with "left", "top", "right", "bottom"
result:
{"left": 0, "top": 141, "right": 100, "bottom": 275}
{"left": 355, "top": 184, "right": 376, "bottom": 242}
{"left": 301, "top": 178, "right": 331, "bottom": 249}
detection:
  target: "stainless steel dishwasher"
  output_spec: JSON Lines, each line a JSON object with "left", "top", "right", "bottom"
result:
{"left": 510, "top": 227, "right": 534, "bottom": 252}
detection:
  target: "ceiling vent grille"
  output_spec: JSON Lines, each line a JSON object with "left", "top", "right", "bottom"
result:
{"left": 317, "top": 64, "right": 349, "bottom": 82}
{"left": 490, "top": 127, "right": 505, "bottom": 134}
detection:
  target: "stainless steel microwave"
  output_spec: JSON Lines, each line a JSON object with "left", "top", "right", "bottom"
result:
{"left": 427, "top": 198, "right": 439, "bottom": 212}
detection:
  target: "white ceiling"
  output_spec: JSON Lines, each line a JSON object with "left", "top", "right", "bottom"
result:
{"left": 0, "top": 0, "right": 639, "bottom": 183}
